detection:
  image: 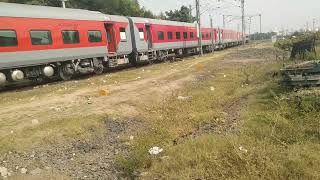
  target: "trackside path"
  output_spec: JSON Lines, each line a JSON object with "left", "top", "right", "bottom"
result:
{"left": 0, "top": 43, "right": 284, "bottom": 179}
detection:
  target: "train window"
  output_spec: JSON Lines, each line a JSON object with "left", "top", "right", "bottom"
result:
{"left": 176, "top": 32, "right": 181, "bottom": 39}
{"left": 209, "top": 32, "right": 212, "bottom": 38}
{"left": 62, "top": 30, "right": 80, "bottom": 44}
{"left": 201, "top": 32, "right": 205, "bottom": 39}
{"left": 190, "top": 32, "right": 194, "bottom": 39}
{"left": 183, "top": 32, "right": 188, "bottom": 39}
{"left": 0, "top": 30, "right": 17, "bottom": 47}
{"left": 206, "top": 33, "right": 209, "bottom": 38}
{"left": 167, "top": 32, "right": 173, "bottom": 40}
{"left": 88, "top": 30, "right": 102, "bottom": 43}
{"left": 120, "top": 28, "right": 127, "bottom": 41}
{"left": 30, "top": 30, "right": 52, "bottom": 45}
{"left": 138, "top": 28, "right": 144, "bottom": 40}
{"left": 157, "top": 31, "right": 164, "bottom": 40}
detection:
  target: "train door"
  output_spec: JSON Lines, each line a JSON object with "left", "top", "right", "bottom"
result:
{"left": 145, "top": 24, "right": 153, "bottom": 49}
{"left": 183, "top": 31, "right": 187, "bottom": 49}
{"left": 105, "top": 23, "right": 116, "bottom": 53}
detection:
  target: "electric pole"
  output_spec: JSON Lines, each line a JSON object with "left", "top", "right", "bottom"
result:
{"left": 210, "top": 14, "right": 214, "bottom": 53}
{"left": 223, "top": 15, "right": 225, "bottom": 28}
{"left": 313, "top": 18, "right": 316, "bottom": 32}
{"left": 248, "top": 17, "right": 252, "bottom": 35}
{"left": 189, "top": 5, "right": 192, "bottom": 22}
{"left": 241, "top": 0, "right": 245, "bottom": 45}
{"left": 60, "top": 0, "right": 68, "bottom": 8}
{"left": 259, "top": 14, "right": 262, "bottom": 34}
{"left": 196, "top": 0, "right": 203, "bottom": 56}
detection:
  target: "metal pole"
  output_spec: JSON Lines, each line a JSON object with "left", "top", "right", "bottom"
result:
{"left": 60, "top": 0, "right": 67, "bottom": 8}
{"left": 313, "top": 18, "right": 316, "bottom": 32}
{"left": 196, "top": 0, "right": 203, "bottom": 56}
{"left": 223, "top": 15, "right": 225, "bottom": 28}
{"left": 259, "top": 14, "right": 262, "bottom": 34}
{"left": 241, "top": 0, "right": 245, "bottom": 45}
{"left": 248, "top": 17, "right": 252, "bottom": 35}
{"left": 210, "top": 15, "right": 214, "bottom": 53}
{"left": 189, "top": 5, "right": 192, "bottom": 22}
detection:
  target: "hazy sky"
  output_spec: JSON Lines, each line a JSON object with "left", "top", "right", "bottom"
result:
{"left": 139, "top": 0, "right": 320, "bottom": 33}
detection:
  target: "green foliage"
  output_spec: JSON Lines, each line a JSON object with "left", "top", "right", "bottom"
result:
{"left": 164, "top": 5, "right": 195, "bottom": 23}
{"left": 116, "top": 51, "right": 319, "bottom": 179}
{"left": 250, "top": 32, "right": 277, "bottom": 41}
{"left": 0, "top": 0, "right": 155, "bottom": 18}
{"left": 275, "top": 32, "right": 318, "bottom": 59}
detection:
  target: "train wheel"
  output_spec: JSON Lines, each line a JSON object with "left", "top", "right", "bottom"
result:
{"left": 94, "top": 63, "right": 104, "bottom": 75}
{"left": 59, "top": 63, "right": 74, "bottom": 81}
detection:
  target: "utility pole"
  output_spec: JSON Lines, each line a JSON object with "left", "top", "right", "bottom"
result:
{"left": 196, "top": 0, "right": 203, "bottom": 56}
{"left": 241, "top": 0, "right": 245, "bottom": 45}
{"left": 259, "top": 14, "right": 262, "bottom": 34}
{"left": 313, "top": 18, "right": 316, "bottom": 32}
{"left": 210, "top": 14, "right": 214, "bottom": 53}
{"left": 189, "top": 5, "right": 192, "bottom": 22}
{"left": 60, "top": 0, "right": 68, "bottom": 8}
{"left": 248, "top": 17, "right": 252, "bottom": 35}
{"left": 223, "top": 15, "right": 225, "bottom": 28}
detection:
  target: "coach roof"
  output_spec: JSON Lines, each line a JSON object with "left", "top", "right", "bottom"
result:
{"left": 130, "top": 17, "right": 196, "bottom": 27}
{"left": 0, "top": 2, "right": 106, "bottom": 21}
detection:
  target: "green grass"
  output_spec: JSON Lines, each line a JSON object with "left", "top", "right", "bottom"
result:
{"left": 116, "top": 53, "right": 320, "bottom": 179}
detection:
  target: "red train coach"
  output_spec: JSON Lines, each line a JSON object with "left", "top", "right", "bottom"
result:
{"left": 0, "top": 2, "right": 243, "bottom": 87}
{"left": 128, "top": 17, "right": 216, "bottom": 63}
{"left": 0, "top": 2, "right": 110, "bottom": 84}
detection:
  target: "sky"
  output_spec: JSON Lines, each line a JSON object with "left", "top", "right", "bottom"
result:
{"left": 139, "top": 0, "right": 320, "bottom": 33}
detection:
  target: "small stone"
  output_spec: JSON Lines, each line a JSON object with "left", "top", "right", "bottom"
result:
{"left": 20, "top": 168, "right": 27, "bottom": 174}
{"left": 239, "top": 146, "right": 248, "bottom": 153}
{"left": 129, "top": 136, "right": 134, "bottom": 140}
{"left": 31, "top": 119, "right": 39, "bottom": 125}
{"left": 10, "top": 131, "right": 14, "bottom": 134}
{"left": 30, "top": 168, "right": 42, "bottom": 176}
{"left": 0, "top": 167, "right": 8, "bottom": 177}
{"left": 177, "top": 96, "right": 193, "bottom": 101}
{"left": 148, "top": 147, "right": 163, "bottom": 155}
{"left": 210, "top": 86, "right": 215, "bottom": 91}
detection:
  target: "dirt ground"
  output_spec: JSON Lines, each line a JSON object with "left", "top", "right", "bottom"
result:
{"left": 0, "top": 42, "right": 280, "bottom": 179}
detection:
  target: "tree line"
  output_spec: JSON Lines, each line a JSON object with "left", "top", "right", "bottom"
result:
{"left": 0, "top": 0, "right": 154, "bottom": 18}
{"left": 0, "top": 0, "right": 195, "bottom": 22}
{"left": 275, "top": 32, "right": 319, "bottom": 60}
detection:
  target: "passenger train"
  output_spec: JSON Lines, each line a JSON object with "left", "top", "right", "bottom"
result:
{"left": 0, "top": 2, "right": 244, "bottom": 87}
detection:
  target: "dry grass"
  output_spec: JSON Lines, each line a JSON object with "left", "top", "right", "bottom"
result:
{"left": 0, "top": 114, "right": 106, "bottom": 153}
{"left": 117, "top": 50, "right": 283, "bottom": 178}
{"left": 117, "top": 45, "right": 320, "bottom": 180}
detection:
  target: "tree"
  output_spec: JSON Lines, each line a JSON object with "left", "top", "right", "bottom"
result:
{"left": 156, "top": 12, "right": 167, "bottom": 20}
{"left": 165, "top": 6, "right": 195, "bottom": 23}
{"left": 0, "top": 0, "right": 154, "bottom": 18}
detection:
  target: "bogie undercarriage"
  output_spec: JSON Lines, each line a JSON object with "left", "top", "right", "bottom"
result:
{"left": 0, "top": 42, "right": 241, "bottom": 88}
